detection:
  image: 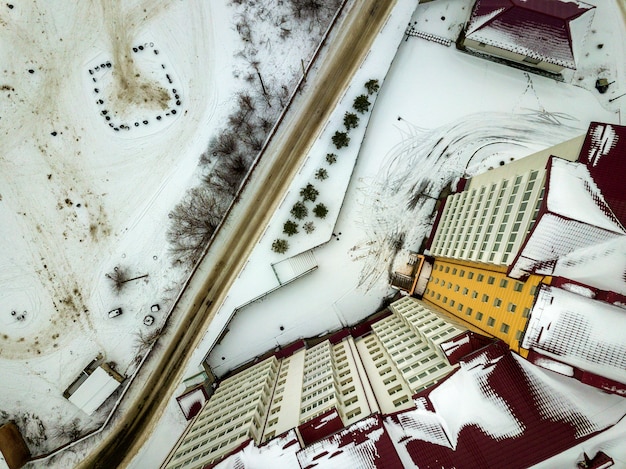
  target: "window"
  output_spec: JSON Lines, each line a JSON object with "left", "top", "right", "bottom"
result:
{"left": 500, "top": 279, "right": 508, "bottom": 288}
{"left": 445, "top": 266, "right": 450, "bottom": 273}
{"left": 443, "top": 296, "right": 448, "bottom": 304}
{"left": 482, "top": 294, "right": 489, "bottom": 303}
{"left": 477, "top": 274, "right": 484, "bottom": 282}
{"left": 515, "top": 330, "right": 524, "bottom": 340}
{"left": 462, "top": 287, "right": 468, "bottom": 295}
{"left": 449, "top": 300, "right": 455, "bottom": 307}
{"left": 500, "top": 323, "right": 510, "bottom": 334}
{"left": 452, "top": 268, "right": 457, "bottom": 275}
{"left": 454, "top": 285, "right": 460, "bottom": 292}
{"left": 487, "top": 276, "right": 495, "bottom": 285}
{"left": 514, "top": 282, "right": 524, "bottom": 292}
{"left": 487, "top": 317, "right": 496, "bottom": 327}
{"left": 457, "top": 303, "right": 464, "bottom": 312}
{"left": 466, "top": 307, "right": 473, "bottom": 316}
{"left": 472, "top": 291, "right": 478, "bottom": 299}
{"left": 460, "top": 270, "right": 465, "bottom": 278}
{"left": 393, "top": 396, "right": 410, "bottom": 408}
{"left": 522, "top": 307, "right": 530, "bottom": 318}
{"left": 507, "top": 303, "right": 517, "bottom": 313}
{"left": 493, "top": 298, "right": 502, "bottom": 307}
{"left": 475, "top": 312, "right": 483, "bottom": 321}
{"left": 468, "top": 272, "right": 474, "bottom": 280}
{"left": 530, "top": 285, "right": 538, "bottom": 295}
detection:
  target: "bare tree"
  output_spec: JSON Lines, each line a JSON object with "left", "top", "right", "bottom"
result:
{"left": 167, "top": 186, "right": 228, "bottom": 267}
{"left": 106, "top": 266, "right": 129, "bottom": 294}
{"left": 134, "top": 328, "right": 163, "bottom": 351}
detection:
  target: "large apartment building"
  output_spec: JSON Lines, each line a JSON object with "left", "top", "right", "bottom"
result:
{"left": 161, "top": 297, "right": 467, "bottom": 468}
{"left": 423, "top": 123, "right": 626, "bottom": 355}
{"left": 428, "top": 135, "right": 582, "bottom": 267}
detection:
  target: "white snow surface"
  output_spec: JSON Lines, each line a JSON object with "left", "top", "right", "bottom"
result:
{"left": 533, "top": 356, "right": 575, "bottom": 377}
{"left": 431, "top": 355, "right": 524, "bottom": 447}
{"left": 67, "top": 367, "right": 121, "bottom": 417}
{"left": 523, "top": 285, "right": 626, "bottom": 385}
{"left": 554, "top": 236, "right": 626, "bottom": 296}
{"left": 547, "top": 158, "right": 625, "bottom": 232}
{"left": 296, "top": 415, "right": 384, "bottom": 469}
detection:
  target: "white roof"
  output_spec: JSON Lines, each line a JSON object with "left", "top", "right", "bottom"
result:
{"left": 68, "top": 367, "right": 121, "bottom": 416}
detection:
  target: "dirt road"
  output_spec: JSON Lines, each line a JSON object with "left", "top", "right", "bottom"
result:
{"left": 78, "top": 1, "right": 398, "bottom": 467}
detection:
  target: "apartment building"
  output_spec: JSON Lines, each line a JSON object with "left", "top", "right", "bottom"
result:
{"left": 422, "top": 259, "right": 545, "bottom": 356}
{"left": 429, "top": 135, "right": 583, "bottom": 267}
{"left": 162, "top": 297, "right": 467, "bottom": 468}
{"left": 162, "top": 357, "right": 278, "bottom": 468}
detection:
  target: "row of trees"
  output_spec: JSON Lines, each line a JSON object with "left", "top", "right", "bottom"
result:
{"left": 272, "top": 79, "right": 379, "bottom": 254}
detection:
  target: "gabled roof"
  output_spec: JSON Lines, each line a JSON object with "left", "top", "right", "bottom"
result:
{"left": 385, "top": 344, "right": 626, "bottom": 468}
{"left": 577, "top": 122, "right": 626, "bottom": 227}
{"left": 508, "top": 157, "right": 625, "bottom": 279}
{"left": 465, "top": 0, "right": 594, "bottom": 69}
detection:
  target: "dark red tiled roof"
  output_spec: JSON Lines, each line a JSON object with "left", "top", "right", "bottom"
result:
{"left": 297, "top": 414, "right": 404, "bottom": 469}
{"left": 385, "top": 344, "right": 626, "bottom": 468}
{"left": 577, "top": 122, "right": 626, "bottom": 227}
{"left": 298, "top": 408, "right": 345, "bottom": 446}
{"left": 465, "top": 0, "right": 594, "bottom": 69}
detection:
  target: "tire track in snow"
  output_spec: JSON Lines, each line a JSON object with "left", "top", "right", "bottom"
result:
{"left": 355, "top": 110, "right": 584, "bottom": 291}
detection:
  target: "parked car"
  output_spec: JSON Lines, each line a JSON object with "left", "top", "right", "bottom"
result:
{"left": 108, "top": 308, "right": 123, "bottom": 318}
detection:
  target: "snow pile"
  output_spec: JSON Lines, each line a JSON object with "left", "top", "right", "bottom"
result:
{"left": 532, "top": 356, "right": 575, "bottom": 377}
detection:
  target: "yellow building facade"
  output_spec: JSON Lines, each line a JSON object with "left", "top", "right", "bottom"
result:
{"left": 422, "top": 259, "right": 550, "bottom": 357}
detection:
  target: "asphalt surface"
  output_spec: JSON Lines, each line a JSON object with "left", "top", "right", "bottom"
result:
{"left": 77, "top": 1, "right": 398, "bottom": 467}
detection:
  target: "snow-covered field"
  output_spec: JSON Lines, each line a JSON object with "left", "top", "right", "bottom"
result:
{"left": 0, "top": 0, "right": 342, "bottom": 461}
{"left": 2, "top": 0, "right": 625, "bottom": 467}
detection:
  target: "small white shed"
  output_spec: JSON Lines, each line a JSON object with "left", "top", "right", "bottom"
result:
{"left": 67, "top": 366, "right": 123, "bottom": 415}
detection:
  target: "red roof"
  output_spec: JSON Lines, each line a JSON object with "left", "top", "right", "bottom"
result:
{"left": 385, "top": 343, "right": 626, "bottom": 468}
{"left": 465, "top": 0, "right": 594, "bottom": 69}
{"left": 297, "top": 408, "right": 345, "bottom": 446}
{"left": 297, "top": 414, "right": 404, "bottom": 469}
{"left": 577, "top": 122, "right": 626, "bottom": 227}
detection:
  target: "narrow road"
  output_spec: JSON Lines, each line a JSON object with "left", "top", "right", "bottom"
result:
{"left": 78, "top": 1, "right": 398, "bottom": 467}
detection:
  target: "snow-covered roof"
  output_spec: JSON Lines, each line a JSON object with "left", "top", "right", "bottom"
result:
{"left": 508, "top": 157, "right": 625, "bottom": 278}
{"left": 465, "top": 0, "right": 594, "bottom": 69}
{"left": 546, "top": 158, "right": 624, "bottom": 232}
{"left": 577, "top": 122, "right": 626, "bottom": 227}
{"left": 553, "top": 237, "right": 626, "bottom": 296}
{"left": 384, "top": 343, "right": 626, "bottom": 468}
{"left": 67, "top": 367, "right": 122, "bottom": 416}
{"left": 296, "top": 414, "right": 403, "bottom": 469}
{"left": 523, "top": 285, "right": 626, "bottom": 385}
{"left": 176, "top": 387, "right": 208, "bottom": 421}
{"left": 210, "top": 430, "right": 301, "bottom": 469}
